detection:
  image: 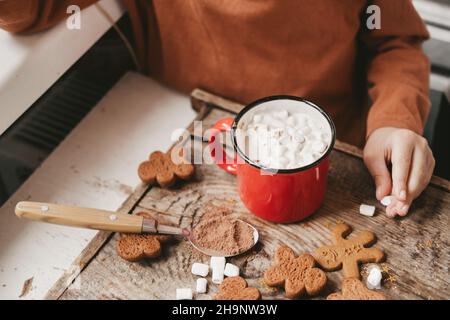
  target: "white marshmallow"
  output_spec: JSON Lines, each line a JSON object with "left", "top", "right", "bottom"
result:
{"left": 224, "top": 263, "right": 240, "bottom": 277}
{"left": 271, "top": 156, "right": 289, "bottom": 169}
{"left": 191, "top": 263, "right": 209, "bottom": 277}
{"left": 380, "top": 195, "right": 393, "bottom": 206}
{"left": 275, "top": 110, "right": 289, "bottom": 119}
{"left": 286, "top": 126, "right": 296, "bottom": 136}
{"left": 312, "top": 141, "right": 327, "bottom": 153}
{"left": 270, "top": 119, "right": 285, "bottom": 129}
{"left": 321, "top": 132, "right": 331, "bottom": 142}
{"left": 287, "top": 161, "right": 299, "bottom": 169}
{"left": 286, "top": 150, "right": 296, "bottom": 162}
{"left": 302, "top": 153, "right": 315, "bottom": 165}
{"left": 359, "top": 204, "right": 376, "bottom": 217}
{"left": 270, "top": 128, "right": 286, "bottom": 139}
{"left": 286, "top": 116, "right": 296, "bottom": 126}
{"left": 210, "top": 256, "right": 226, "bottom": 269}
{"left": 294, "top": 113, "right": 309, "bottom": 126}
{"left": 366, "top": 265, "right": 382, "bottom": 289}
{"left": 261, "top": 114, "right": 274, "bottom": 124}
{"left": 196, "top": 278, "right": 208, "bottom": 294}
{"left": 300, "top": 126, "right": 312, "bottom": 135}
{"left": 292, "top": 131, "right": 305, "bottom": 144}
{"left": 176, "top": 288, "right": 193, "bottom": 300}
{"left": 278, "top": 156, "right": 289, "bottom": 167}
{"left": 212, "top": 268, "right": 224, "bottom": 284}
{"left": 253, "top": 114, "right": 263, "bottom": 123}
{"left": 255, "top": 122, "right": 268, "bottom": 129}
{"left": 246, "top": 128, "right": 258, "bottom": 138}
{"left": 262, "top": 115, "right": 284, "bottom": 128}
{"left": 312, "top": 153, "right": 321, "bottom": 160}
{"left": 211, "top": 256, "right": 226, "bottom": 284}
{"left": 310, "top": 131, "right": 327, "bottom": 142}
{"left": 273, "top": 145, "right": 287, "bottom": 156}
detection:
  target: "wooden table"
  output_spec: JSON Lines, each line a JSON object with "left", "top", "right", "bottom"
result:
{"left": 55, "top": 90, "right": 450, "bottom": 300}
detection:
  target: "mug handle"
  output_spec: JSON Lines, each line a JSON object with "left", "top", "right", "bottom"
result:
{"left": 208, "top": 117, "right": 237, "bottom": 175}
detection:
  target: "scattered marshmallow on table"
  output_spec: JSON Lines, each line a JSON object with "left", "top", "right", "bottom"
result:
{"left": 191, "top": 262, "right": 209, "bottom": 277}
{"left": 212, "top": 267, "right": 224, "bottom": 284}
{"left": 211, "top": 256, "right": 226, "bottom": 284}
{"left": 210, "top": 256, "right": 226, "bottom": 269}
{"left": 380, "top": 195, "right": 394, "bottom": 207}
{"left": 366, "top": 265, "right": 383, "bottom": 289}
{"left": 176, "top": 288, "right": 193, "bottom": 300}
{"left": 224, "top": 263, "right": 240, "bottom": 277}
{"left": 359, "top": 204, "right": 376, "bottom": 217}
{"left": 196, "top": 278, "right": 208, "bottom": 294}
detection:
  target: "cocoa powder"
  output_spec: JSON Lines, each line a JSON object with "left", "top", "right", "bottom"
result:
{"left": 192, "top": 215, "right": 254, "bottom": 255}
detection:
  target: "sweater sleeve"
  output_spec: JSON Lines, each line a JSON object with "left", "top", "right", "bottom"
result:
{"left": 362, "top": 0, "right": 431, "bottom": 138}
{"left": 0, "top": 0, "right": 97, "bottom": 34}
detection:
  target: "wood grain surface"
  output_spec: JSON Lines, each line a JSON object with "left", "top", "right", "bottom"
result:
{"left": 59, "top": 90, "right": 450, "bottom": 300}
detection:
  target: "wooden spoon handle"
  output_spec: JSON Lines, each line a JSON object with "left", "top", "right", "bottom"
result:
{"left": 15, "top": 201, "right": 144, "bottom": 233}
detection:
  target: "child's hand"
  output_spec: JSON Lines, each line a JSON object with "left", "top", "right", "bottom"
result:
{"left": 363, "top": 127, "right": 435, "bottom": 218}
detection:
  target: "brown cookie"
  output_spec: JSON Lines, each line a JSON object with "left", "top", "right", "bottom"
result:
{"left": 327, "top": 278, "right": 386, "bottom": 300}
{"left": 214, "top": 276, "right": 261, "bottom": 300}
{"left": 264, "top": 245, "right": 327, "bottom": 299}
{"left": 138, "top": 150, "right": 194, "bottom": 188}
{"left": 313, "top": 223, "right": 385, "bottom": 279}
{"left": 116, "top": 212, "right": 171, "bottom": 262}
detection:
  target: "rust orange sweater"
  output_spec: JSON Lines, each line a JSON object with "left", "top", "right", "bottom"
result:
{"left": 0, "top": 0, "right": 430, "bottom": 147}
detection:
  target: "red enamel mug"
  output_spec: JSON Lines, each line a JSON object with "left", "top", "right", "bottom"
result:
{"left": 208, "top": 95, "right": 336, "bottom": 223}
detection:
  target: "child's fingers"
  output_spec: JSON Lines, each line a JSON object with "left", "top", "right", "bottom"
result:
{"left": 393, "top": 200, "right": 411, "bottom": 217}
{"left": 386, "top": 198, "right": 410, "bottom": 218}
{"left": 364, "top": 152, "right": 392, "bottom": 200}
{"left": 386, "top": 204, "right": 397, "bottom": 218}
{"left": 406, "top": 146, "right": 434, "bottom": 202}
{"left": 391, "top": 142, "right": 413, "bottom": 201}
{"left": 389, "top": 142, "right": 434, "bottom": 218}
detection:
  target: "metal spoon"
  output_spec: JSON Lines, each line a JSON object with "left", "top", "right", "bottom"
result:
{"left": 15, "top": 201, "right": 259, "bottom": 257}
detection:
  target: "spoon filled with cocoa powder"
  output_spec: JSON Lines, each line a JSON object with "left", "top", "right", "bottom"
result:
{"left": 187, "top": 215, "right": 259, "bottom": 257}
{"left": 15, "top": 201, "right": 259, "bottom": 257}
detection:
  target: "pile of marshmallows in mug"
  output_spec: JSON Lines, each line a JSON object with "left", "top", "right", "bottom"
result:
{"left": 240, "top": 109, "right": 331, "bottom": 169}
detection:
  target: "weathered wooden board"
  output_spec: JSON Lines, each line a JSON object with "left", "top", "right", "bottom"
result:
{"left": 60, "top": 90, "right": 449, "bottom": 300}
{"left": 0, "top": 72, "right": 196, "bottom": 300}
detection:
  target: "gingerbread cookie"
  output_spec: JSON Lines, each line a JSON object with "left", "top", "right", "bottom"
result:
{"left": 214, "top": 276, "right": 261, "bottom": 300}
{"left": 327, "top": 278, "right": 386, "bottom": 300}
{"left": 264, "top": 245, "right": 327, "bottom": 299}
{"left": 116, "top": 212, "right": 172, "bottom": 262}
{"left": 138, "top": 150, "right": 194, "bottom": 188}
{"left": 313, "top": 223, "right": 385, "bottom": 279}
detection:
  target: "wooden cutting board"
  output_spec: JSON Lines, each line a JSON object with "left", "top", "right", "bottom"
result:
{"left": 54, "top": 89, "right": 449, "bottom": 300}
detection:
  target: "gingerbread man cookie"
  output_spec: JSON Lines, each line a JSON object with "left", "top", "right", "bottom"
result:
{"left": 313, "top": 223, "right": 385, "bottom": 279}
{"left": 264, "top": 245, "right": 327, "bottom": 299}
{"left": 116, "top": 212, "right": 172, "bottom": 262}
{"left": 138, "top": 150, "right": 194, "bottom": 188}
{"left": 327, "top": 278, "right": 386, "bottom": 300}
{"left": 214, "top": 276, "right": 261, "bottom": 300}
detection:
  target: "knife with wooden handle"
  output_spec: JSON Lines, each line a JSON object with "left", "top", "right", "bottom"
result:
{"left": 14, "top": 201, "right": 187, "bottom": 236}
